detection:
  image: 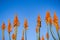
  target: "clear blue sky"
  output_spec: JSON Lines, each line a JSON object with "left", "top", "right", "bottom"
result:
{"left": 0, "top": 0, "right": 60, "bottom": 40}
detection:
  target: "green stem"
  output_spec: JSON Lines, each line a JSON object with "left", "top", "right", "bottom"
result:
{"left": 2, "top": 30, "right": 4, "bottom": 40}
{"left": 25, "top": 29, "right": 27, "bottom": 40}
{"left": 50, "top": 24, "right": 56, "bottom": 40}
{"left": 57, "top": 32, "right": 60, "bottom": 40}
{"left": 36, "top": 32, "right": 38, "bottom": 40}
{"left": 39, "top": 28, "right": 40, "bottom": 40}
{"left": 47, "top": 24, "right": 49, "bottom": 40}
{"left": 9, "top": 32, "right": 11, "bottom": 40}
{"left": 14, "top": 26, "right": 18, "bottom": 40}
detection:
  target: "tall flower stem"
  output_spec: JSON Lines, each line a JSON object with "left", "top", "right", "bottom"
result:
{"left": 50, "top": 24, "right": 56, "bottom": 40}
{"left": 46, "top": 24, "right": 49, "bottom": 40}
{"left": 14, "top": 26, "right": 18, "bottom": 40}
{"left": 9, "top": 32, "right": 11, "bottom": 40}
{"left": 57, "top": 31, "right": 60, "bottom": 40}
{"left": 36, "top": 33, "right": 38, "bottom": 40}
{"left": 25, "top": 29, "right": 27, "bottom": 40}
{"left": 39, "top": 28, "right": 40, "bottom": 40}
{"left": 2, "top": 30, "right": 4, "bottom": 40}
{"left": 59, "top": 30, "right": 60, "bottom": 40}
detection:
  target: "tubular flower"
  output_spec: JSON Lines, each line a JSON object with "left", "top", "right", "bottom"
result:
{"left": 41, "top": 36, "right": 44, "bottom": 40}
{"left": 53, "top": 12, "right": 59, "bottom": 31}
{"left": 46, "top": 32, "right": 49, "bottom": 39}
{"left": 24, "top": 19, "right": 28, "bottom": 30}
{"left": 13, "top": 15, "right": 20, "bottom": 27}
{"left": 37, "top": 15, "right": 41, "bottom": 27}
{"left": 12, "top": 33, "right": 16, "bottom": 40}
{"left": 8, "top": 19, "right": 12, "bottom": 33}
{"left": 2, "top": 22, "right": 6, "bottom": 30}
{"left": 45, "top": 11, "right": 51, "bottom": 25}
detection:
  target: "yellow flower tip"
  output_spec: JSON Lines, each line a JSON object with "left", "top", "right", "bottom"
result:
{"left": 13, "top": 15, "right": 20, "bottom": 27}
{"left": 24, "top": 19, "right": 28, "bottom": 30}
{"left": 46, "top": 32, "right": 49, "bottom": 39}
{"left": 2, "top": 22, "right": 6, "bottom": 30}
{"left": 8, "top": 19, "right": 12, "bottom": 33}
{"left": 41, "top": 36, "right": 44, "bottom": 40}
{"left": 12, "top": 33, "right": 16, "bottom": 39}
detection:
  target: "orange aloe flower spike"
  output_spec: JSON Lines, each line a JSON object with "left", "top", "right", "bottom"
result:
{"left": 24, "top": 19, "right": 28, "bottom": 30}
{"left": 2, "top": 22, "right": 6, "bottom": 30}
{"left": 37, "top": 14, "right": 41, "bottom": 27}
{"left": 12, "top": 33, "right": 16, "bottom": 40}
{"left": 53, "top": 12, "right": 59, "bottom": 31}
{"left": 53, "top": 12, "right": 58, "bottom": 24}
{"left": 46, "top": 32, "right": 49, "bottom": 39}
{"left": 13, "top": 15, "right": 20, "bottom": 27}
{"left": 45, "top": 11, "right": 51, "bottom": 24}
{"left": 8, "top": 19, "right": 12, "bottom": 33}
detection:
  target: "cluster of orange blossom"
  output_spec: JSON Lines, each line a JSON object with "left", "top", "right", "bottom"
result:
{"left": 1, "top": 11, "right": 60, "bottom": 40}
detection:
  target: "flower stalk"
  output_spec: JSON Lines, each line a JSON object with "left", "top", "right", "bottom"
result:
{"left": 24, "top": 19, "right": 28, "bottom": 40}
{"left": 21, "top": 29, "right": 24, "bottom": 40}
{"left": 13, "top": 15, "right": 20, "bottom": 40}
{"left": 8, "top": 19, "right": 12, "bottom": 40}
{"left": 1, "top": 22, "right": 6, "bottom": 40}
{"left": 36, "top": 14, "right": 41, "bottom": 40}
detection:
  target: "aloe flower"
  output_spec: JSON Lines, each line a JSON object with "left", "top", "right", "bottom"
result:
{"left": 36, "top": 14, "right": 41, "bottom": 40}
{"left": 24, "top": 19, "right": 28, "bottom": 40}
{"left": 8, "top": 19, "right": 12, "bottom": 40}
{"left": 1, "top": 22, "right": 6, "bottom": 40}
{"left": 45, "top": 11, "right": 50, "bottom": 40}
{"left": 53, "top": 12, "right": 60, "bottom": 40}
{"left": 13, "top": 15, "right": 20, "bottom": 40}
{"left": 53, "top": 12, "right": 59, "bottom": 32}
